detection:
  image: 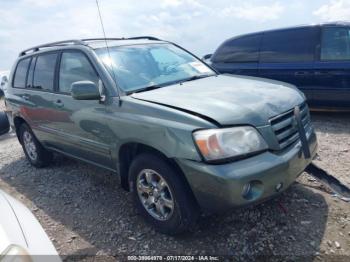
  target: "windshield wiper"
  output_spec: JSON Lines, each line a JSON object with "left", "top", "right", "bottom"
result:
{"left": 178, "top": 74, "right": 215, "bottom": 84}
{"left": 128, "top": 84, "right": 163, "bottom": 94}
{"left": 128, "top": 74, "right": 216, "bottom": 95}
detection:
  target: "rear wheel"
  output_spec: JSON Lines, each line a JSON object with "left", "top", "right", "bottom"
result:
{"left": 129, "top": 153, "right": 199, "bottom": 235}
{"left": 19, "top": 123, "right": 53, "bottom": 167}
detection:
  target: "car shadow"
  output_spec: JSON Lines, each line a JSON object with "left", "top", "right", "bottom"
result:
{"left": 0, "top": 155, "right": 328, "bottom": 260}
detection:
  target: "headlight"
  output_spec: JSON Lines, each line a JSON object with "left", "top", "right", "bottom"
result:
{"left": 193, "top": 126, "right": 268, "bottom": 161}
{"left": 1, "top": 245, "right": 32, "bottom": 262}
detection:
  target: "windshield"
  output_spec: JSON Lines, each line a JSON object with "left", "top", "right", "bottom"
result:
{"left": 95, "top": 43, "right": 215, "bottom": 93}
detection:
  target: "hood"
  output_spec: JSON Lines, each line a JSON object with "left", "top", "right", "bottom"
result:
{"left": 131, "top": 74, "right": 304, "bottom": 127}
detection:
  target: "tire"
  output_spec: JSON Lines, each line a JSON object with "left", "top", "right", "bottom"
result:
{"left": 0, "top": 111, "right": 9, "bottom": 135}
{"left": 19, "top": 123, "right": 53, "bottom": 167}
{"left": 129, "top": 153, "right": 199, "bottom": 235}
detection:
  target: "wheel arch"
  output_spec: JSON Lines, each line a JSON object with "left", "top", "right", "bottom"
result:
{"left": 118, "top": 142, "right": 196, "bottom": 200}
{"left": 13, "top": 116, "right": 27, "bottom": 142}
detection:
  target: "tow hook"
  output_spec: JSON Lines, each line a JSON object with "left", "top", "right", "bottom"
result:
{"left": 305, "top": 163, "right": 350, "bottom": 202}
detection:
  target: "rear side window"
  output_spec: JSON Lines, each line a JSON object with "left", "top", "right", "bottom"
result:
{"left": 59, "top": 52, "right": 99, "bottom": 93}
{"left": 213, "top": 34, "right": 261, "bottom": 63}
{"left": 321, "top": 27, "right": 350, "bottom": 61}
{"left": 33, "top": 53, "right": 58, "bottom": 91}
{"left": 26, "top": 57, "right": 36, "bottom": 88}
{"left": 13, "top": 58, "right": 31, "bottom": 88}
{"left": 260, "top": 28, "right": 318, "bottom": 63}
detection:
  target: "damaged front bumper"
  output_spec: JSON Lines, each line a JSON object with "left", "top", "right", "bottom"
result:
{"left": 176, "top": 131, "right": 317, "bottom": 213}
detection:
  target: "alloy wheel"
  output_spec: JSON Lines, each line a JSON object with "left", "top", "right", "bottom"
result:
{"left": 136, "top": 169, "right": 174, "bottom": 221}
{"left": 23, "top": 131, "right": 37, "bottom": 161}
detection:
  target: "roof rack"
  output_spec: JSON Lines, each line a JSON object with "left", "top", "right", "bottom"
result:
{"left": 19, "top": 39, "right": 86, "bottom": 56}
{"left": 127, "top": 36, "right": 161, "bottom": 41}
{"left": 81, "top": 36, "right": 161, "bottom": 42}
{"left": 19, "top": 36, "right": 162, "bottom": 57}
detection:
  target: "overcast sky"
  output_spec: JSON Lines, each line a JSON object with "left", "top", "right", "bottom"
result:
{"left": 0, "top": 0, "right": 349, "bottom": 70}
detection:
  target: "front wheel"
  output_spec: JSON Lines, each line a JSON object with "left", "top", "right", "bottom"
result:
{"left": 129, "top": 153, "right": 199, "bottom": 235}
{"left": 19, "top": 123, "right": 53, "bottom": 167}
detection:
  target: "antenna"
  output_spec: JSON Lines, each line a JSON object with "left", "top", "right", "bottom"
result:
{"left": 95, "top": 0, "right": 121, "bottom": 99}
{"left": 95, "top": 0, "right": 108, "bottom": 44}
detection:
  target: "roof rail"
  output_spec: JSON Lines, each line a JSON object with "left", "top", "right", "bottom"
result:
{"left": 81, "top": 38, "right": 126, "bottom": 42}
{"left": 81, "top": 36, "right": 161, "bottom": 42}
{"left": 19, "top": 36, "right": 162, "bottom": 57}
{"left": 127, "top": 36, "right": 161, "bottom": 41}
{"left": 19, "top": 39, "right": 86, "bottom": 57}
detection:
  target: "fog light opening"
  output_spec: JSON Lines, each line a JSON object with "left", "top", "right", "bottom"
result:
{"left": 242, "top": 183, "right": 252, "bottom": 198}
{"left": 241, "top": 180, "right": 264, "bottom": 201}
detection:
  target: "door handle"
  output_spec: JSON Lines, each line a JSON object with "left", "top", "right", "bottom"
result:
{"left": 314, "top": 71, "right": 332, "bottom": 76}
{"left": 54, "top": 99, "right": 64, "bottom": 108}
{"left": 22, "top": 95, "right": 29, "bottom": 100}
{"left": 294, "top": 71, "right": 309, "bottom": 76}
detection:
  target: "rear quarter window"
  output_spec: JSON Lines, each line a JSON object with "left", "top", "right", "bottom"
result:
{"left": 321, "top": 27, "right": 350, "bottom": 61}
{"left": 13, "top": 58, "right": 31, "bottom": 88}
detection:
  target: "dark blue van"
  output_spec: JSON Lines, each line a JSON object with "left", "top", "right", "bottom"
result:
{"left": 209, "top": 22, "right": 350, "bottom": 109}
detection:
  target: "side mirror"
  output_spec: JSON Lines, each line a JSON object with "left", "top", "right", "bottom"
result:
{"left": 202, "top": 54, "right": 212, "bottom": 61}
{"left": 0, "top": 76, "right": 8, "bottom": 91}
{"left": 1, "top": 77, "right": 6, "bottom": 86}
{"left": 71, "top": 81, "right": 101, "bottom": 100}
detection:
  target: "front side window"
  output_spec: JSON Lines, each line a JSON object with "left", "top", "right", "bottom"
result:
{"left": 33, "top": 53, "right": 58, "bottom": 91}
{"left": 212, "top": 34, "right": 261, "bottom": 63}
{"left": 260, "top": 28, "right": 317, "bottom": 63}
{"left": 59, "top": 52, "right": 99, "bottom": 93}
{"left": 321, "top": 27, "right": 350, "bottom": 61}
{"left": 96, "top": 43, "right": 215, "bottom": 93}
{"left": 13, "top": 58, "right": 31, "bottom": 88}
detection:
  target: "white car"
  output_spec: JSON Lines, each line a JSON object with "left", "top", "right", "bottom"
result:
{"left": 0, "top": 71, "right": 9, "bottom": 96}
{"left": 0, "top": 190, "right": 61, "bottom": 262}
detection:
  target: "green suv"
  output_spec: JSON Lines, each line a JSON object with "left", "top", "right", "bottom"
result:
{"left": 5, "top": 37, "right": 317, "bottom": 234}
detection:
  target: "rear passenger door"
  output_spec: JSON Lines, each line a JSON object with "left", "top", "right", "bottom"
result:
{"left": 29, "top": 53, "right": 58, "bottom": 135}
{"left": 258, "top": 27, "right": 319, "bottom": 103}
{"left": 48, "top": 50, "right": 113, "bottom": 168}
{"left": 211, "top": 34, "right": 261, "bottom": 76}
{"left": 312, "top": 26, "right": 350, "bottom": 108}
{"left": 12, "top": 53, "right": 58, "bottom": 145}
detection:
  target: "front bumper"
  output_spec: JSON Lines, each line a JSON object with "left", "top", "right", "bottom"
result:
{"left": 176, "top": 131, "right": 317, "bottom": 213}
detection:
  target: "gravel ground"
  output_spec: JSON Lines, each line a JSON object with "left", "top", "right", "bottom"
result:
{"left": 0, "top": 99, "right": 350, "bottom": 261}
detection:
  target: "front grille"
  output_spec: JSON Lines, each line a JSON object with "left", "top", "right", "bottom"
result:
{"left": 270, "top": 103, "right": 311, "bottom": 149}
